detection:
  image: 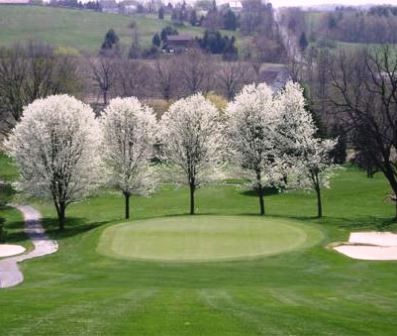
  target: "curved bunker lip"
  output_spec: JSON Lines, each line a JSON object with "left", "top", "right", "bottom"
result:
{"left": 333, "top": 232, "right": 397, "bottom": 261}
{"left": 0, "top": 245, "right": 26, "bottom": 258}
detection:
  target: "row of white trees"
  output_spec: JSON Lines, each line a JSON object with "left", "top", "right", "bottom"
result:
{"left": 5, "top": 82, "right": 336, "bottom": 229}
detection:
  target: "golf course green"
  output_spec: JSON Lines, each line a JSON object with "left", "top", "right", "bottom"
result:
{"left": 98, "top": 216, "right": 324, "bottom": 262}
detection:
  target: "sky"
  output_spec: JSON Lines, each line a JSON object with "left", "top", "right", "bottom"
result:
{"left": 270, "top": 0, "right": 397, "bottom": 7}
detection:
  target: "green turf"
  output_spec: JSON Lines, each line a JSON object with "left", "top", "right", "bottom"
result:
{"left": 1, "top": 158, "right": 397, "bottom": 334}
{"left": 0, "top": 6, "right": 242, "bottom": 52}
{"left": 98, "top": 216, "right": 324, "bottom": 262}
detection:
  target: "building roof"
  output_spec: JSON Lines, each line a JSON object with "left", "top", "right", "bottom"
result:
{"left": 166, "top": 35, "right": 194, "bottom": 42}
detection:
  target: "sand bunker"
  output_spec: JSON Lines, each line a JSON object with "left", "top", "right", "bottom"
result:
{"left": 334, "top": 232, "right": 397, "bottom": 260}
{"left": 0, "top": 245, "right": 26, "bottom": 258}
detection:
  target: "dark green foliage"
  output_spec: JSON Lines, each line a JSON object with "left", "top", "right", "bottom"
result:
{"left": 190, "top": 9, "right": 198, "bottom": 26}
{"left": 0, "top": 217, "right": 5, "bottom": 243}
{"left": 329, "top": 124, "right": 347, "bottom": 164}
{"left": 223, "top": 9, "right": 237, "bottom": 30}
{"left": 302, "top": 85, "right": 327, "bottom": 139}
{"left": 100, "top": 28, "right": 119, "bottom": 53}
{"left": 160, "top": 26, "right": 179, "bottom": 43}
{"left": 198, "top": 29, "right": 237, "bottom": 58}
{"left": 158, "top": 6, "right": 164, "bottom": 19}
{"left": 299, "top": 32, "right": 309, "bottom": 51}
{"left": 328, "top": 15, "right": 338, "bottom": 29}
{"left": 152, "top": 33, "right": 161, "bottom": 47}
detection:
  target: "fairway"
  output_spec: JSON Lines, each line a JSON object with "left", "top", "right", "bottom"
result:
{"left": 97, "top": 216, "right": 323, "bottom": 262}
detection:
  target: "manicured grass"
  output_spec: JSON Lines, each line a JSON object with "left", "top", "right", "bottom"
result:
{"left": 0, "top": 153, "right": 18, "bottom": 182}
{"left": 0, "top": 6, "right": 241, "bottom": 52}
{"left": 1, "top": 162, "right": 397, "bottom": 334}
{"left": 98, "top": 216, "right": 323, "bottom": 262}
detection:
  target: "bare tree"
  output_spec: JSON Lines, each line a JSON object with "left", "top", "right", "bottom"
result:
{"left": 155, "top": 59, "right": 176, "bottom": 101}
{"left": 0, "top": 46, "right": 28, "bottom": 134}
{"left": 217, "top": 62, "right": 254, "bottom": 100}
{"left": 177, "top": 49, "right": 214, "bottom": 96}
{"left": 89, "top": 55, "right": 117, "bottom": 105}
{"left": 331, "top": 46, "right": 397, "bottom": 218}
{"left": 116, "top": 59, "right": 152, "bottom": 98}
{"left": 0, "top": 42, "right": 82, "bottom": 135}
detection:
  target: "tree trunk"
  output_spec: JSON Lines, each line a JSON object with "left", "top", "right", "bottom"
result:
{"left": 258, "top": 187, "right": 265, "bottom": 216}
{"left": 256, "top": 171, "right": 265, "bottom": 216}
{"left": 103, "top": 90, "right": 108, "bottom": 105}
{"left": 124, "top": 191, "right": 131, "bottom": 219}
{"left": 315, "top": 182, "right": 322, "bottom": 218}
{"left": 189, "top": 183, "right": 195, "bottom": 215}
{"left": 58, "top": 201, "right": 66, "bottom": 230}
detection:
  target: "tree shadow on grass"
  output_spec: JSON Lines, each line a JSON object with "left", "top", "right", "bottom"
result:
{"left": 40, "top": 217, "right": 114, "bottom": 240}
{"left": 330, "top": 216, "right": 397, "bottom": 232}
{"left": 239, "top": 187, "right": 279, "bottom": 197}
{"left": 3, "top": 220, "right": 28, "bottom": 244}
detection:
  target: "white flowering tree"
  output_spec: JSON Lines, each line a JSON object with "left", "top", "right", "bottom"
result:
{"left": 226, "top": 83, "right": 282, "bottom": 216}
{"left": 276, "top": 81, "right": 336, "bottom": 218}
{"left": 100, "top": 97, "right": 157, "bottom": 219}
{"left": 159, "top": 94, "right": 223, "bottom": 215}
{"left": 5, "top": 95, "right": 101, "bottom": 230}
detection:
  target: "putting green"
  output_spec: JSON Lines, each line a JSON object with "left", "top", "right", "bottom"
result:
{"left": 97, "top": 216, "right": 324, "bottom": 262}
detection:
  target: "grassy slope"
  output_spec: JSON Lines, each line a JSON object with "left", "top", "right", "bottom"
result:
{"left": 0, "top": 154, "right": 31, "bottom": 250}
{"left": 0, "top": 159, "right": 397, "bottom": 334}
{"left": 0, "top": 6, "right": 241, "bottom": 52}
{"left": 304, "top": 11, "right": 395, "bottom": 53}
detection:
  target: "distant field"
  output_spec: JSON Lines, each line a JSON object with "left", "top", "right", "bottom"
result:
{"left": 304, "top": 11, "right": 394, "bottom": 53}
{"left": 0, "top": 5, "right": 241, "bottom": 53}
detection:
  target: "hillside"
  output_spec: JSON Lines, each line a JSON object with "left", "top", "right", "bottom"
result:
{"left": 0, "top": 5, "right": 240, "bottom": 53}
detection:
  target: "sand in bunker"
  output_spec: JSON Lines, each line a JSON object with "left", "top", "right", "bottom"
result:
{"left": 0, "top": 245, "right": 26, "bottom": 258}
{"left": 334, "top": 232, "right": 397, "bottom": 260}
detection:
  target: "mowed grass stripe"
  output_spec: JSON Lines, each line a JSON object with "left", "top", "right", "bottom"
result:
{"left": 97, "top": 216, "right": 324, "bottom": 262}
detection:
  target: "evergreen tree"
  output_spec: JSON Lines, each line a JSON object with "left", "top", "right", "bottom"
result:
{"left": 152, "top": 33, "right": 161, "bottom": 47}
{"left": 158, "top": 6, "right": 165, "bottom": 19}
{"left": 101, "top": 29, "right": 119, "bottom": 53}
{"left": 190, "top": 9, "right": 198, "bottom": 26}
{"left": 302, "top": 85, "right": 327, "bottom": 139}
{"left": 329, "top": 124, "right": 347, "bottom": 164}
{"left": 299, "top": 32, "right": 309, "bottom": 51}
{"left": 223, "top": 9, "right": 237, "bottom": 30}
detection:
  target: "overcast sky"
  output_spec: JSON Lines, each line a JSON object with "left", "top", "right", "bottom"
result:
{"left": 270, "top": 0, "right": 397, "bottom": 7}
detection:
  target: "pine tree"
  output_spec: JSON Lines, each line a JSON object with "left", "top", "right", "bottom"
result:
{"left": 299, "top": 32, "right": 309, "bottom": 51}
{"left": 152, "top": 33, "right": 161, "bottom": 47}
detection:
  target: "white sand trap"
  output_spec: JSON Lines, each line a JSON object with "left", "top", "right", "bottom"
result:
{"left": 0, "top": 245, "right": 26, "bottom": 258}
{"left": 349, "top": 232, "right": 397, "bottom": 246}
{"left": 334, "top": 232, "right": 397, "bottom": 260}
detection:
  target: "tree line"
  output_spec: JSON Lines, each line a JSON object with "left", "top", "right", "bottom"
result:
{"left": 5, "top": 81, "right": 337, "bottom": 229}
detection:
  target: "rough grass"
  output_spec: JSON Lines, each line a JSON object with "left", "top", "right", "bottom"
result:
{"left": 1, "top": 157, "right": 397, "bottom": 334}
{"left": 0, "top": 5, "right": 242, "bottom": 52}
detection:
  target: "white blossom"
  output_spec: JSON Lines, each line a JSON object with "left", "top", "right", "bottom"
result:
{"left": 4, "top": 95, "right": 101, "bottom": 229}
{"left": 159, "top": 94, "right": 224, "bottom": 214}
{"left": 100, "top": 97, "right": 158, "bottom": 219}
{"left": 276, "top": 81, "right": 337, "bottom": 217}
{"left": 225, "top": 83, "right": 281, "bottom": 215}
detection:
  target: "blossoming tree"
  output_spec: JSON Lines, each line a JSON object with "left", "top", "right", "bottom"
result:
{"left": 276, "top": 82, "right": 336, "bottom": 218}
{"left": 226, "top": 83, "right": 281, "bottom": 215}
{"left": 159, "top": 94, "right": 223, "bottom": 215}
{"left": 5, "top": 95, "right": 101, "bottom": 229}
{"left": 100, "top": 97, "right": 157, "bottom": 219}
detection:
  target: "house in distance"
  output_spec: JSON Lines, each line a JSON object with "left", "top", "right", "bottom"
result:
{"left": 164, "top": 34, "right": 195, "bottom": 53}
